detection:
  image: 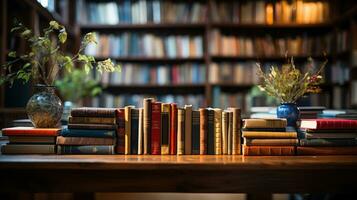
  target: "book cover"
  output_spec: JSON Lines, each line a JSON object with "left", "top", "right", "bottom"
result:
{"left": 116, "top": 108, "right": 125, "bottom": 154}
{"left": 138, "top": 108, "right": 143, "bottom": 155}
{"left": 61, "top": 128, "right": 116, "bottom": 138}
{"left": 143, "top": 98, "right": 153, "bottom": 155}
{"left": 161, "top": 103, "right": 170, "bottom": 155}
{"left": 8, "top": 136, "right": 56, "bottom": 144}
{"left": 305, "top": 133, "right": 357, "bottom": 139}
{"left": 69, "top": 116, "right": 116, "bottom": 125}
{"left": 222, "top": 111, "right": 229, "bottom": 155}
{"left": 228, "top": 107, "right": 242, "bottom": 155}
{"left": 68, "top": 124, "right": 117, "bottom": 130}
{"left": 243, "top": 145, "right": 296, "bottom": 156}
{"left": 170, "top": 103, "right": 178, "bottom": 155}
{"left": 2, "top": 144, "right": 56, "bottom": 154}
{"left": 125, "top": 106, "right": 134, "bottom": 155}
{"left": 299, "top": 138, "right": 357, "bottom": 146}
{"left": 57, "top": 145, "right": 115, "bottom": 155}
{"left": 70, "top": 107, "right": 117, "bottom": 117}
{"left": 56, "top": 136, "right": 115, "bottom": 145}
{"left": 207, "top": 108, "right": 215, "bottom": 155}
{"left": 297, "top": 147, "right": 357, "bottom": 155}
{"left": 199, "top": 108, "right": 208, "bottom": 155}
{"left": 151, "top": 102, "right": 162, "bottom": 155}
{"left": 243, "top": 119, "right": 287, "bottom": 129}
{"left": 242, "top": 131, "right": 297, "bottom": 139}
{"left": 244, "top": 138, "right": 299, "bottom": 146}
{"left": 2, "top": 127, "right": 60, "bottom": 136}
{"left": 214, "top": 108, "right": 222, "bottom": 155}
{"left": 300, "top": 119, "right": 357, "bottom": 130}
{"left": 184, "top": 105, "right": 192, "bottom": 155}
{"left": 191, "top": 110, "right": 200, "bottom": 155}
{"left": 177, "top": 108, "right": 185, "bottom": 155}
{"left": 131, "top": 108, "right": 140, "bottom": 155}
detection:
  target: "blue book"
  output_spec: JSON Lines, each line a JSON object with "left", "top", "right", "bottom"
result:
{"left": 61, "top": 128, "right": 116, "bottom": 138}
{"left": 58, "top": 145, "right": 115, "bottom": 154}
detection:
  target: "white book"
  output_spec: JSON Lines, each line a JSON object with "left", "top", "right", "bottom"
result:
{"left": 181, "top": 36, "right": 190, "bottom": 58}
{"left": 153, "top": 0, "right": 161, "bottom": 23}
{"left": 106, "top": 2, "right": 119, "bottom": 24}
{"left": 194, "top": 36, "right": 203, "bottom": 57}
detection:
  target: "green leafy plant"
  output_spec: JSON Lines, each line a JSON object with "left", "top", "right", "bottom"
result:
{"left": 256, "top": 57, "right": 327, "bottom": 103}
{"left": 0, "top": 20, "right": 120, "bottom": 86}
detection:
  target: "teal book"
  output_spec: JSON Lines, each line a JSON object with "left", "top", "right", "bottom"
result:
{"left": 300, "top": 138, "right": 357, "bottom": 147}
{"left": 61, "top": 128, "right": 116, "bottom": 138}
{"left": 57, "top": 145, "right": 115, "bottom": 155}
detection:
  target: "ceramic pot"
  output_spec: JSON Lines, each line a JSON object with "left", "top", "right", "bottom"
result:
{"left": 276, "top": 102, "right": 300, "bottom": 127}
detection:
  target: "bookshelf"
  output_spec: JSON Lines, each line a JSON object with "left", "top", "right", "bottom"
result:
{"left": 73, "top": 0, "right": 357, "bottom": 112}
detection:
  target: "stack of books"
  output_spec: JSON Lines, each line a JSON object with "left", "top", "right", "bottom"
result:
{"left": 242, "top": 119, "right": 298, "bottom": 156}
{"left": 1, "top": 127, "right": 59, "bottom": 154}
{"left": 57, "top": 108, "right": 118, "bottom": 155}
{"left": 298, "top": 119, "right": 357, "bottom": 155}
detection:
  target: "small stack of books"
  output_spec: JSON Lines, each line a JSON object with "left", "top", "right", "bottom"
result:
{"left": 298, "top": 119, "right": 357, "bottom": 155}
{"left": 1, "top": 127, "right": 59, "bottom": 154}
{"left": 57, "top": 108, "right": 118, "bottom": 155}
{"left": 242, "top": 119, "right": 298, "bottom": 156}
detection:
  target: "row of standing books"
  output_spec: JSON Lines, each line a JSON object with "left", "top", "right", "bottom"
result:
{"left": 336, "top": 30, "right": 349, "bottom": 53}
{"left": 92, "top": 94, "right": 206, "bottom": 110}
{"left": 209, "top": 62, "right": 260, "bottom": 85}
{"left": 98, "top": 63, "right": 206, "bottom": 86}
{"left": 85, "top": 33, "right": 203, "bottom": 58}
{"left": 210, "top": 30, "right": 332, "bottom": 57}
{"left": 77, "top": 0, "right": 206, "bottom": 24}
{"left": 211, "top": 0, "right": 329, "bottom": 24}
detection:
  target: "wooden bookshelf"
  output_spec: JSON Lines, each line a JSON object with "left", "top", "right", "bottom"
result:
{"left": 94, "top": 56, "right": 205, "bottom": 63}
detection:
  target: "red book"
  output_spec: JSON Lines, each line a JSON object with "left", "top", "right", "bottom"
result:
{"left": 300, "top": 119, "right": 357, "bottom": 130}
{"left": 243, "top": 145, "right": 296, "bottom": 156}
{"left": 116, "top": 108, "right": 125, "bottom": 154}
{"left": 2, "top": 127, "right": 60, "bottom": 136}
{"left": 151, "top": 102, "right": 162, "bottom": 155}
{"left": 170, "top": 103, "right": 178, "bottom": 155}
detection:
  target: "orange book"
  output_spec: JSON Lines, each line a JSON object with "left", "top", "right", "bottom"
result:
{"left": 2, "top": 127, "right": 60, "bottom": 136}
{"left": 243, "top": 145, "right": 296, "bottom": 156}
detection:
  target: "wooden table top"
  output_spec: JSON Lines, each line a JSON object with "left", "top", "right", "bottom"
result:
{"left": 0, "top": 155, "right": 357, "bottom": 193}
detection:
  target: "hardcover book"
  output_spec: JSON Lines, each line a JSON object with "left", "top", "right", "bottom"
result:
{"left": 177, "top": 108, "right": 185, "bottom": 155}
{"left": 143, "top": 98, "right": 153, "bottom": 154}
{"left": 68, "top": 124, "right": 117, "bottom": 130}
{"left": 199, "top": 108, "right": 208, "bottom": 155}
{"left": 243, "top": 145, "right": 296, "bottom": 156}
{"left": 296, "top": 146, "right": 357, "bottom": 155}
{"left": 56, "top": 136, "right": 115, "bottom": 145}
{"left": 214, "top": 108, "right": 222, "bottom": 155}
{"left": 70, "top": 107, "right": 117, "bottom": 117}
{"left": 69, "top": 116, "right": 116, "bottom": 125}
{"left": 228, "top": 111, "right": 233, "bottom": 155}
{"left": 8, "top": 136, "right": 56, "bottom": 144}
{"left": 243, "top": 118, "right": 287, "bottom": 129}
{"left": 125, "top": 106, "right": 134, "bottom": 154}
{"left": 191, "top": 110, "right": 200, "bottom": 155}
{"left": 116, "top": 108, "right": 125, "bottom": 154}
{"left": 244, "top": 138, "right": 299, "bottom": 146}
{"left": 131, "top": 108, "right": 140, "bottom": 154}
{"left": 305, "top": 133, "right": 357, "bottom": 139}
{"left": 300, "top": 119, "right": 357, "bottom": 130}
{"left": 138, "top": 108, "right": 143, "bottom": 154}
{"left": 1, "top": 144, "right": 56, "bottom": 154}
{"left": 228, "top": 107, "right": 242, "bottom": 155}
{"left": 222, "top": 111, "right": 229, "bottom": 155}
{"left": 2, "top": 127, "right": 60, "bottom": 136}
{"left": 242, "top": 131, "right": 297, "bottom": 139}
{"left": 207, "top": 108, "right": 215, "bottom": 155}
{"left": 61, "top": 128, "right": 116, "bottom": 138}
{"left": 300, "top": 138, "right": 357, "bottom": 146}
{"left": 57, "top": 145, "right": 115, "bottom": 155}
{"left": 161, "top": 103, "right": 170, "bottom": 155}
{"left": 184, "top": 105, "right": 192, "bottom": 155}
{"left": 170, "top": 103, "right": 178, "bottom": 155}
{"left": 151, "top": 102, "right": 162, "bottom": 155}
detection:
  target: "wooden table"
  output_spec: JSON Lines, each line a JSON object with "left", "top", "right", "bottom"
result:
{"left": 0, "top": 155, "right": 357, "bottom": 199}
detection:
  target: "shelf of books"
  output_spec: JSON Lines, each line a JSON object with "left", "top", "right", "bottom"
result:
{"left": 73, "top": 0, "right": 357, "bottom": 113}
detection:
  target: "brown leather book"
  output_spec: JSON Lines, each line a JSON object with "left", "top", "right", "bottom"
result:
{"left": 143, "top": 98, "right": 153, "bottom": 155}
{"left": 199, "top": 108, "right": 208, "bottom": 155}
{"left": 214, "top": 108, "right": 222, "bottom": 155}
{"left": 124, "top": 106, "right": 134, "bottom": 155}
{"left": 116, "top": 108, "right": 125, "bottom": 154}
{"left": 69, "top": 116, "right": 116, "bottom": 125}
{"left": 297, "top": 147, "right": 357, "bottom": 155}
{"left": 56, "top": 136, "right": 115, "bottom": 145}
{"left": 243, "top": 145, "right": 296, "bottom": 156}
{"left": 70, "top": 107, "right": 117, "bottom": 117}
{"left": 243, "top": 118, "right": 287, "bottom": 129}
{"left": 68, "top": 124, "right": 117, "bottom": 130}
{"left": 228, "top": 107, "right": 242, "bottom": 155}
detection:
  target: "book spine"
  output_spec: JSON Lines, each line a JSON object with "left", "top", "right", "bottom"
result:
{"left": 199, "top": 108, "right": 207, "bottom": 155}
{"left": 184, "top": 105, "right": 192, "bottom": 155}
{"left": 170, "top": 103, "right": 178, "bottom": 155}
{"left": 242, "top": 131, "right": 297, "bottom": 139}
{"left": 69, "top": 116, "right": 116, "bottom": 124}
{"left": 297, "top": 147, "right": 357, "bottom": 155}
{"left": 207, "top": 109, "right": 215, "bottom": 155}
{"left": 316, "top": 120, "right": 357, "bottom": 129}
{"left": 228, "top": 111, "right": 233, "bottom": 155}
{"left": 299, "top": 139, "right": 357, "bottom": 147}
{"left": 243, "top": 119, "right": 287, "bottom": 128}
{"left": 131, "top": 108, "right": 139, "bottom": 154}
{"left": 68, "top": 124, "right": 117, "bottom": 130}
{"left": 125, "top": 106, "right": 133, "bottom": 154}
{"left": 71, "top": 108, "right": 116, "bottom": 117}
{"left": 1, "top": 144, "right": 56, "bottom": 154}
{"left": 151, "top": 102, "right": 162, "bottom": 155}
{"left": 244, "top": 138, "right": 299, "bottom": 146}
{"left": 161, "top": 103, "right": 170, "bottom": 155}
{"left": 138, "top": 108, "right": 143, "bottom": 154}
{"left": 58, "top": 145, "right": 115, "bottom": 155}
{"left": 61, "top": 128, "right": 116, "bottom": 138}
{"left": 3, "top": 129, "right": 60, "bottom": 136}
{"left": 177, "top": 108, "right": 185, "bottom": 155}
{"left": 222, "top": 111, "right": 229, "bottom": 155}
{"left": 56, "top": 136, "right": 115, "bottom": 145}
{"left": 191, "top": 110, "right": 200, "bottom": 155}
{"left": 229, "top": 107, "right": 242, "bottom": 155}
{"left": 243, "top": 145, "right": 296, "bottom": 156}
{"left": 214, "top": 109, "right": 222, "bottom": 155}
{"left": 143, "top": 98, "right": 153, "bottom": 154}
{"left": 116, "top": 108, "right": 125, "bottom": 154}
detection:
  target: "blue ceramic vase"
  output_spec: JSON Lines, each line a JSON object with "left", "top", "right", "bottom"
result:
{"left": 276, "top": 102, "right": 300, "bottom": 127}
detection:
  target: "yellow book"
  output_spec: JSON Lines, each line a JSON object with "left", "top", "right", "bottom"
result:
{"left": 243, "top": 118, "right": 287, "bottom": 128}
{"left": 177, "top": 108, "right": 185, "bottom": 155}
{"left": 214, "top": 108, "right": 222, "bottom": 155}
{"left": 124, "top": 105, "right": 135, "bottom": 155}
